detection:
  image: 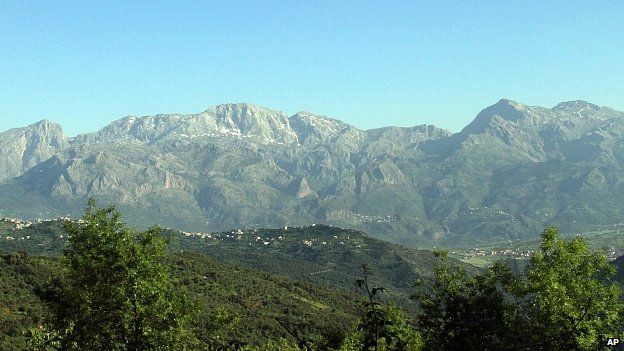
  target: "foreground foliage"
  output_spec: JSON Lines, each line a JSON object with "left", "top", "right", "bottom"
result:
{"left": 0, "top": 219, "right": 464, "bottom": 311}
{"left": 414, "top": 227, "right": 624, "bottom": 351}
{"left": 1, "top": 201, "right": 623, "bottom": 350}
{"left": 41, "top": 199, "right": 195, "bottom": 350}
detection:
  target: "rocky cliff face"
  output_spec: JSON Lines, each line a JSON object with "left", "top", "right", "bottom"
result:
{"left": 0, "top": 120, "right": 67, "bottom": 180}
{"left": 1, "top": 100, "right": 623, "bottom": 247}
{"left": 74, "top": 103, "right": 299, "bottom": 145}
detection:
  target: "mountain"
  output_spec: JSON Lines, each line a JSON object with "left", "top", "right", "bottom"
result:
{"left": 0, "top": 120, "right": 67, "bottom": 181}
{"left": 73, "top": 103, "right": 299, "bottom": 145}
{"left": 0, "top": 100, "right": 623, "bottom": 247}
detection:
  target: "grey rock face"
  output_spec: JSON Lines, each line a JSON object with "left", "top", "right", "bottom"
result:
{"left": 296, "top": 177, "right": 313, "bottom": 198}
{"left": 73, "top": 103, "right": 298, "bottom": 146}
{"left": 0, "top": 120, "right": 67, "bottom": 180}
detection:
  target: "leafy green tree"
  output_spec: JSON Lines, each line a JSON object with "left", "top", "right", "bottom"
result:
{"left": 43, "top": 199, "right": 195, "bottom": 350}
{"left": 356, "top": 264, "right": 388, "bottom": 351}
{"left": 517, "top": 226, "right": 624, "bottom": 350}
{"left": 27, "top": 325, "right": 62, "bottom": 351}
{"left": 347, "top": 305, "right": 421, "bottom": 351}
{"left": 413, "top": 252, "right": 518, "bottom": 351}
{"left": 239, "top": 338, "right": 300, "bottom": 351}
{"left": 414, "top": 227, "right": 624, "bottom": 351}
{"left": 343, "top": 264, "right": 422, "bottom": 351}
{"left": 198, "top": 306, "right": 245, "bottom": 350}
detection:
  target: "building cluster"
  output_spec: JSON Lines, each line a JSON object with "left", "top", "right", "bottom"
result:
{"left": 1, "top": 217, "right": 33, "bottom": 230}
{"left": 174, "top": 225, "right": 355, "bottom": 249}
{"left": 1, "top": 217, "right": 74, "bottom": 241}
{"left": 301, "top": 237, "right": 349, "bottom": 247}
{"left": 2, "top": 235, "right": 32, "bottom": 241}
{"left": 462, "top": 247, "right": 535, "bottom": 260}
{"left": 176, "top": 227, "right": 288, "bottom": 246}
{"left": 605, "top": 246, "right": 621, "bottom": 261}
{"left": 357, "top": 213, "right": 398, "bottom": 224}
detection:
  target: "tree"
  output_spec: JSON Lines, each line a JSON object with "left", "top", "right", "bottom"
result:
{"left": 342, "top": 264, "right": 422, "bottom": 351}
{"left": 44, "top": 199, "right": 195, "bottom": 350}
{"left": 517, "top": 226, "right": 624, "bottom": 350}
{"left": 413, "top": 252, "right": 519, "bottom": 351}
{"left": 414, "top": 227, "right": 624, "bottom": 351}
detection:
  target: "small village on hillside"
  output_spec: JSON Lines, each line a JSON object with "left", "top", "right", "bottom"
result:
{"left": 2, "top": 217, "right": 622, "bottom": 264}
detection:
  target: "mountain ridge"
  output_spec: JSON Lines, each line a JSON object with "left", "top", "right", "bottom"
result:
{"left": 1, "top": 99, "right": 623, "bottom": 247}
{"left": 7, "top": 99, "right": 618, "bottom": 146}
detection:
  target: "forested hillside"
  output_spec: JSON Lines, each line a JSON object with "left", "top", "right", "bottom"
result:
{"left": 0, "top": 251, "right": 369, "bottom": 350}
{"left": 0, "top": 219, "right": 474, "bottom": 308}
{"left": 1, "top": 205, "right": 622, "bottom": 350}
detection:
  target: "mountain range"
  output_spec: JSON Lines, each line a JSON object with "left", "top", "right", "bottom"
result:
{"left": 1, "top": 99, "right": 623, "bottom": 247}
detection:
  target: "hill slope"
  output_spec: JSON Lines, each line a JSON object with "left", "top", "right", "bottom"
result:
{"left": 0, "top": 250, "right": 364, "bottom": 350}
{"left": 0, "top": 220, "right": 469, "bottom": 308}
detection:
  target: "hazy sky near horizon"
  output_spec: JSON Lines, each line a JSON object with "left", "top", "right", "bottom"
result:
{"left": 1, "top": 1, "right": 623, "bottom": 136}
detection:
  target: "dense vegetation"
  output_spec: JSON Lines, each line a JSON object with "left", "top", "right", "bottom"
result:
{"left": 1, "top": 203, "right": 623, "bottom": 350}
{"left": 0, "top": 253, "right": 57, "bottom": 350}
{"left": 1, "top": 220, "right": 475, "bottom": 309}
{"left": 0, "top": 251, "right": 363, "bottom": 350}
{"left": 414, "top": 228, "right": 624, "bottom": 350}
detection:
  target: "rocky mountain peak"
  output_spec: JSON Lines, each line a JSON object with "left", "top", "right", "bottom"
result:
{"left": 205, "top": 103, "right": 287, "bottom": 125}
{"left": 552, "top": 100, "right": 599, "bottom": 112}
{"left": 75, "top": 103, "right": 300, "bottom": 145}
{"left": 460, "top": 98, "right": 533, "bottom": 134}
{"left": 32, "top": 119, "right": 62, "bottom": 130}
{"left": 18, "top": 119, "right": 66, "bottom": 143}
{"left": 0, "top": 119, "right": 68, "bottom": 180}
{"left": 0, "top": 119, "right": 66, "bottom": 145}
{"left": 290, "top": 112, "right": 349, "bottom": 129}
{"left": 551, "top": 101, "right": 608, "bottom": 120}
{"left": 79, "top": 113, "right": 186, "bottom": 143}
{"left": 485, "top": 98, "right": 531, "bottom": 121}
{"left": 289, "top": 112, "right": 354, "bottom": 145}
{"left": 206, "top": 103, "right": 278, "bottom": 114}
{"left": 203, "top": 103, "right": 298, "bottom": 144}
{"left": 495, "top": 98, "right": 526, "bottom": 109}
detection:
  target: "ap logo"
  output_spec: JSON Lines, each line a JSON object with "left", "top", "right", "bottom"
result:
{"left": 606, "top": 338, "right": 622, "bottom": 349}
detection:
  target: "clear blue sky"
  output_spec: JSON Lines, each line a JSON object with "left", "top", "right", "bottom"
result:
{"left": 1, "top": 1, "right": 623, "bottom": 136}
